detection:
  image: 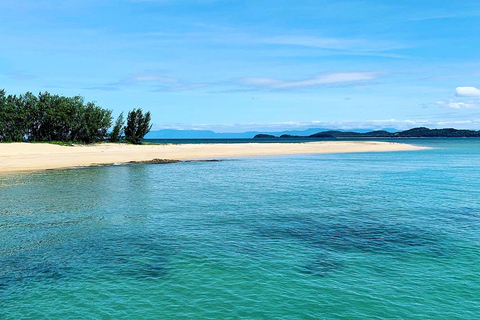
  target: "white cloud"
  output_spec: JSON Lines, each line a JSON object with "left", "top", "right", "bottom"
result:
{"left": 456, "top": 86, "right": 480, "bottom": 97}
{"left": 433, "top": 87, "right": 480, "bottom": 109}
{"left": 448, "top": 102, "right": 477, "bottom": 109}
{"left": 436, "top": 99, "right": 478, "bottom": 109}
{"left": 239, "top": 72, "right": 379, "bottom": 90}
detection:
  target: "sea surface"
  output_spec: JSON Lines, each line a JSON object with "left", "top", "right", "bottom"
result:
{"left": 1, "top": 139, "right": 480, "bottom": 319}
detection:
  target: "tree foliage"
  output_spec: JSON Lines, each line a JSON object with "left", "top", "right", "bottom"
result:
{"left": 124, "top": 108, "right": 152, "bottom": 144}
{"left": 0, "top": 89, "right": 155, "bottom": 144}
{"left": 109, "top": 112, "right": 125, "bottom": 142}
{"left": 0, "top": 89, "right": 113, "bottom": 143}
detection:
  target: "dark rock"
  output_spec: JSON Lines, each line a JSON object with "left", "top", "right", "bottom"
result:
{"left": 129, "top": 159, "right": 181, "bottom": 164}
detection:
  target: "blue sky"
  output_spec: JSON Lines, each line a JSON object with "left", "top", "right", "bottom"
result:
{"left": 1, "top": 0, "right": 480, "bottom": 132}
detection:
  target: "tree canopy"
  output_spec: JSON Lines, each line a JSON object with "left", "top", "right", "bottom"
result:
{"left": 0, "top": 90, "right": 113, "bottom": 143}
{"left": 110, "top": 112, "right": 125, "bottom": 143}
{"left": 124, "top": 108, "right": 153, "bottom": 144}
{"left": 0, "top": 89, "right": 154, "bottom": 144}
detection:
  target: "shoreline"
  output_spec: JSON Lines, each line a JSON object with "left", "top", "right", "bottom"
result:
{"left": 0, "top": 141, "right": 428, "bottom": 174}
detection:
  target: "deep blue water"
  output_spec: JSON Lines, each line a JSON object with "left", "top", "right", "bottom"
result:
{"left": 1, "top": 139, "right": 480, "bottom": 318}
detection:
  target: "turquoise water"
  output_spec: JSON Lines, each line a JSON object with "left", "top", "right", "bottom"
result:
{"left": 1, "top": 139, "right": 480, "bottom": 319}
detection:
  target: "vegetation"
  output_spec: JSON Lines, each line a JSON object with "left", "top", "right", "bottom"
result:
{"left": 110, "top": 112, "right": 125, "bottom": 142}
{"left": 124, "top": 108, "right": 152, "bottom": 144}
{"left": 254, "top": 127, "right": 480, "bottom": 139}
{"left": 0, "top": 89, "right": 153, "bottom": 144}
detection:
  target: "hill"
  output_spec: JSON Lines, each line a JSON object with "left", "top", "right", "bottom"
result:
{"left": 254, "top": 127, "right": 480, "bottom": 139}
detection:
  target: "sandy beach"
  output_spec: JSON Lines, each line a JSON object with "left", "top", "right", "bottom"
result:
{"left": 0, "top": 141, "right": 427, "bottom": 174}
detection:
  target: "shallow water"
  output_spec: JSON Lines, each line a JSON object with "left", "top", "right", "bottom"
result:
{"left": 1, "top": 139, "right": 480, "bottom": 318}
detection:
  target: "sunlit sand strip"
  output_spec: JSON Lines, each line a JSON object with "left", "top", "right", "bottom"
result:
{"left": 0, "top": 141, "right": 428, "bottom": 174}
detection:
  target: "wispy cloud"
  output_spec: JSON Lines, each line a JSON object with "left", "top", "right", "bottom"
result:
{"left": 238, "top": 72, "right": 380, "bottom": 90}
{"left": 436, "top": 99, "right": 478, "bottom": 109}
{"left": 84, "top": 86, "right": 120, "bottom": 92}
{"left": 119, "top": 71, "right": 211, "bottom": 92}
{"left": 7, "top": 70, "right": 37, "bottom": 81}
{"left": 153, "top": 119, "right": 480, "bottom": 132}
{"left": 119, "top": 71, "right": 179, "bottom": 85}
{"left": 262, "top": 36, "right": 402, "bottom": 52}
{"left": 408, "top": 9, "right": 480, "bottom": 21}
{"left": 87, "top": 71, "right": 185, "bottom": 92}
{"left": 152, "top": 83, "right": 210, "bottom": 92}
{"left": 139, "top": 30, "right": 406, "bottom": 58}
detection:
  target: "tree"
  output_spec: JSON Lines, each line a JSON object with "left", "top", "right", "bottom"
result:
{"left": 109, "top": 112, "right": 125, "bottom": 142}
{"left": 0, "top": 88, "right": 126, "bottom": 144}
{"left": 77, "top": 101, "right": 112, "bottom": 143}
{"left": 21, "top": 92, "right": 39, "bottom": 141}
{"left": 26, "top": 92, "right": 112, "bottom": 143}
{"left": 124, "top": 108, "right": 152, "bottom": 144}
{"left": 0, "top": 91, "right": 28, "bottom": 142}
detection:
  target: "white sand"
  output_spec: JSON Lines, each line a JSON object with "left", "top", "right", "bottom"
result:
{"left": 0, "top": 141, "right": 427, "bottom": 173}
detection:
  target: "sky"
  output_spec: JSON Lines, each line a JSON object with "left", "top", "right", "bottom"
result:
{"left": 1, "top": 0, "right": 480, "bottom": 132}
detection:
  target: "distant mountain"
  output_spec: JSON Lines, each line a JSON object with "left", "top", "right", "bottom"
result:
{"left": 254, "top": 127, "right": 480, "bottom": 139}
{"left": 145, "top": 129, "right": 234, "bottom": 139}
{"left": 145, "top": 129, "right": 268, "bottom": 139}
{"left": 145, "top": 127, "right": 394, "bottom": 139}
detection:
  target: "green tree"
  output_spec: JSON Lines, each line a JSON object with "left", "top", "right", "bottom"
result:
{"left": 30, "top": 92, "right": 112, "bottom": 143}
{"left": 75, "top": 101, "right": 113, "bottom": 143}
{"left": 109, "top": 112, "right": 125, "bottom": 142}
{"left": 33, "top": 92, "right": 67, "bottom": 142}
{"left": 0, "top": 91, "right": 28, "bottom": 142}
{"left": 21, "top": 92, "right": 39, "bottom": 141}
{"left": 124, "top": 108, "right": 152, "bottom": 144}
{"left": 1, "top": 89, "right": 114, "bottom": 143}
{"left": 0, "top": 89, "right": 9, "bottom": 141}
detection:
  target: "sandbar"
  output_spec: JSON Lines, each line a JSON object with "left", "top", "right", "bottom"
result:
{"left": 0, "top": 141, "right": 428, "bottom": 174}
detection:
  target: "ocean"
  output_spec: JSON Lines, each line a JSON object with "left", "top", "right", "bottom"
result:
{"left": 1, "top": 139, "right": 479, "bottom": 319}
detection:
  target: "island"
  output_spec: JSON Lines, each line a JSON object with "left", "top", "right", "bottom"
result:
{"left": 254, "top": 127, "right": 480, "bottom": 139}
